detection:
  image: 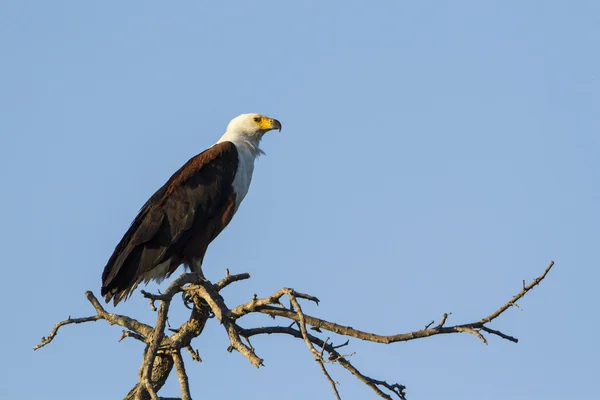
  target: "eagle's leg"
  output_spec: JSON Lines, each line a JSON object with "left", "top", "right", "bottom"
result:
{"left": 182, "top": 259, "right": 208, "bottom": 310}
{"left": 187, "top": 259, "right": 206, "bottom": 281}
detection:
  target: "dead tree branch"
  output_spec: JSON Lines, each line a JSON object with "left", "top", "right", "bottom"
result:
{"left": 35, "top": 261, "right": 554, "bottom": 399}
{"left": 172, "top": 351, "right": 191, "bottom": 400}
{"left": 243, "top": 261, "right": 556, "bottom": 347}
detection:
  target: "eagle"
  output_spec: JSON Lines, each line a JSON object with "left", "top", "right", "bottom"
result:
{"left": 101, "top": 113, "right": 282, "bottom": 305}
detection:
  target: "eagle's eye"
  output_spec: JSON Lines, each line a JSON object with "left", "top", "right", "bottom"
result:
{"left": 253, "top": 117, "right": 261, "bottom": 122}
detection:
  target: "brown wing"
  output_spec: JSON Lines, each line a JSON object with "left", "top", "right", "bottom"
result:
{"left": 101, "top": 141, "right": 238, "bottom": 305}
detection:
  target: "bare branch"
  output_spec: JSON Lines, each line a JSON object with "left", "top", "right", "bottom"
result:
{"left": 285, "top": 289, "right": 341, "bottom": 399}
{"left": 318, "top": 359, "right": 342, "bottom": 400}
{"left": 185, "top": 345, "right": 202, "bottom": 362}
{"left": 214, "top": 272, "right": 251, "bottom": 291}
{"left": 230, "top": 287, "right": 319, "bottom": 319}
{"left": 172, "top": 351, "right": 191, "bottom": 400}
{"left": 34, "top": 315, "right": 102, "bottom": 350}
{"left": 119, "top": 330, "right": 147, "bottom": 343}
{"left": 143, "top": 381, "right": 159, "bottom": 400}
{"left": 455, "top": 326, "right": 488, "bottom": 345}
{"left": 337, "top": 357, "right": 406, "bottom": 400}
{"left": 333, "top": 340, "right": 350, "bottom": 350}
{"left": 240, "top": 326, "right": 406, "bottom": 399}
{"left": 185, "top": 282, "right": 264, "bottom": 367}
{"left": 36, "top": 261, "right": 554, "bottom": 400}
{"left": 141, "top": 291, "right": 172, "bottom": 302}
{"left": 437, "top": 313, "right": 450, "bottom": 328}
{"left": 34, "top": 290, "right": 156, "bottom": 351}
{"left": 85, "top": 291, "right": 155, "bottom": 338}
{"left": 141, "top": 291, "right": 160, "bottom": 311}
{"left": 136, "top": 273, "right": 203, "bottom": 399}
{"left": 480, "top": 326, "right": 518, "bottom": 343}
{"left": 478, "top": 261, "right": 554, "bottom": 325}
{"left": 251, "top": 261, "right": 555, "bottom": 346}
{"left": 286, "top": 290, "right": 320, "bottom": 359}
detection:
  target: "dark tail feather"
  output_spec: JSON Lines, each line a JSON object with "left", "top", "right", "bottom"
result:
{"left": 101, "top": 249, "right": 142, "bottom": 305}
{"left": 101, "top": 284, "right": 137, "bottom": 306}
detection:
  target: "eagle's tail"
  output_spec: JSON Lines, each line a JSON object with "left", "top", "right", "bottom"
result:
{"left": 101, "top": 247, "right": 142, "bottom": 306}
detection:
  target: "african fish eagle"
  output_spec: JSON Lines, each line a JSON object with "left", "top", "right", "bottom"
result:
{"left": 101, "top": 113, "right": 282, "bottom": 305}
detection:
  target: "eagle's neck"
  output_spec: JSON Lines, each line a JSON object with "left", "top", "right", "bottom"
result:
{"left": 216, "top": 132, "right": 261, "bottom": 209}
{"left": 217, "top": 131, "right": 264, "bottom": 157}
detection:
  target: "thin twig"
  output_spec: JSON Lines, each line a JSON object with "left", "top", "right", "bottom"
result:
{"left": 286, "top": 289, "right": 340, "bottom": 398}
{"left": 230, "top": 287, "right": 319, "bottom": 318}
{"left": 480, "top": 326, "right": 518, "bottom": 343}
{"left": 214, "top": 272, "right": 251, "bottom": 291}
{"left": 185, "top": 345, "right": 202, "bottom": 362}
{"left": 455, "top": 326, "right": 488, "bottom": 345}
{"left": 317, "top": 360, "right": 342, "bottom": 400}
{"left": 478, "top": 261, "right": 554, "bottom": 325}
{"left": 437, "top": 313, "right": 451, "bottom": 328}
{"left": 33, "top": 316, "right": 102, "bottom": 350}
{"left": 119, "top": 330, "right": 146, "bottom": 343}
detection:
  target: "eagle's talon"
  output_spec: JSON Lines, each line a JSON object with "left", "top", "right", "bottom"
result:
{"left": 181, "top": 292, "right": 194, "bottom": 310}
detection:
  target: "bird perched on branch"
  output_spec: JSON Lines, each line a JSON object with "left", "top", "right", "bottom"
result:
{"left": 101, "top": 113, "right": 282, "bottom": 305}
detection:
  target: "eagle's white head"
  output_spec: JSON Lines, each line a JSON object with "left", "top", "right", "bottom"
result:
{"left": 218, "top": 113, "right": 282, "bottom": 156}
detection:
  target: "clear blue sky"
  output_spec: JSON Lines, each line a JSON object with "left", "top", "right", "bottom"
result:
{"left": 1, "top": 1, "right": 598, "bottom": 399}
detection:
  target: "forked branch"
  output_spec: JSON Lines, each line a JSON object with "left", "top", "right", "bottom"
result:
{"left": 34, "top": 262, "right": 554, "bottom": 400}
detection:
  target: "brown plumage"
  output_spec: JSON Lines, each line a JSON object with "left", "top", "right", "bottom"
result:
{"left": 101, "top": 141, "right": 239, "bottom": 305}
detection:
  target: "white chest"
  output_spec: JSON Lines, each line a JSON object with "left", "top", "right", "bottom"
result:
{"left": 231, "top": 144, "right": 256, "bottom": 209}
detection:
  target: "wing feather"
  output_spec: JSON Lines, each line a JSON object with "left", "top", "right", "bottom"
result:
{"left": 101, "top": 141, "right": 238, "bottom": 304}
